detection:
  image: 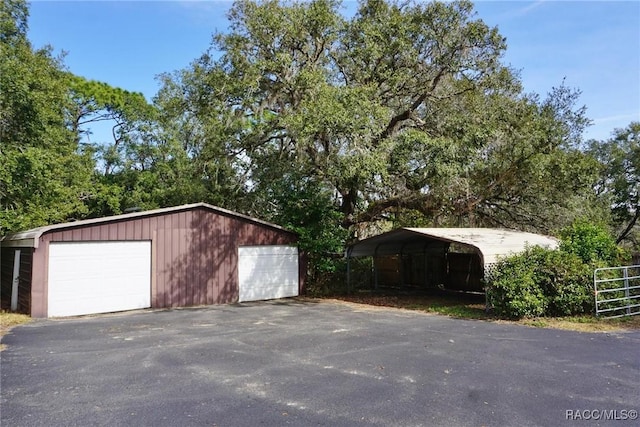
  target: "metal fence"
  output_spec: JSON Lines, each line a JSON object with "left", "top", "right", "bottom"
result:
{"left": 594, "top": 265, "right": 640, "bottom": 318}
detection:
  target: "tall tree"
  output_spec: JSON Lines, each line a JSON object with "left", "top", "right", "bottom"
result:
{"left": 66, "top": 74, "right": 165, "bottom": 216}
{"left": 0, "top": 0, "right": 93, "bottom": 233}
{"left": 161, "top": 0, "right": 597, "bottom": 239}
{"left": 589, "top": 122, "right": 640, "bottom": 247}
{"left": 67, "top": 75, "right": 153, "bottom": 173}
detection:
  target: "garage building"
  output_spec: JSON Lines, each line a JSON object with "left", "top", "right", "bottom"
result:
{"left": 346, "top": 228, "right": 558, "bottom": 293}
{"left": 1, "top": 203, "right": 304, "bottom": 317}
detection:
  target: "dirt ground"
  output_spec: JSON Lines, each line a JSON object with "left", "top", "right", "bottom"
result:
{"left": 326, "top": 293, "right": 640, "bottom": 332}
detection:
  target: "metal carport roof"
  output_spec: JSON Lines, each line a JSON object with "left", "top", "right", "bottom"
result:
{"left": 347, "top": 228, "right": 559, "bottom": 265}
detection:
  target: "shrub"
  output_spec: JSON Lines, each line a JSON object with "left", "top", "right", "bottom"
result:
{"left": 487, "top": 249, "right": 547, "bottom": 319}
{"left": 559, "top": 219, "right": 622, "bottom": 266}
{"left": 532, "top": 249, "right": 594, "bottom": 316}
{"left": 487, "top": 220, "right": 629, "bottom": 319}
{"left": 487, "top": 246, "right": 593, "bottom": 319}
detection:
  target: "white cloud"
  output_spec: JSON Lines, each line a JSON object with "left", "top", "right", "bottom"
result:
{"left": 514, "top": 0, "right": 547, "bottom": 17}
{"left": 593, "top": 112, "right": 640, "bottom": 125}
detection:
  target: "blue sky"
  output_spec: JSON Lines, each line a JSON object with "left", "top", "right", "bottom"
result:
{"left": 27, "top": 0, "right": 640, "bottom": 142}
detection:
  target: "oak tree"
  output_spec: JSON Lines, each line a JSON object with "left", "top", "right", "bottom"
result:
{"left": 161, "top": 0, "right": 597, "bottom": 240}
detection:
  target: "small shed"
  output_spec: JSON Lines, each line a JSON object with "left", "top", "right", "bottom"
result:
{"left": 346, "top": 228, "right": 558, "bottom": 292}
{"left": 1, "top": 203, "right": 304, "bottom": 317}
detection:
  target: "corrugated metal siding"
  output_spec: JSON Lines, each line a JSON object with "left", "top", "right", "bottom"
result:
{"left": 30, "top": 206, "right": 298, "bottom": 316}
{"left": 447, "top": 253, "right": 483, "bottom": 291}
{"left": 0, "top": 247, "right": 33, "bottom": 314}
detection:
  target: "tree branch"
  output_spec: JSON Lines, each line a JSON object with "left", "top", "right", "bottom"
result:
{"left": 617, "top": 207, "right": 639, "bottom": 244}
{"left": 373, "top": 67, "right": 447, "bottom": 145}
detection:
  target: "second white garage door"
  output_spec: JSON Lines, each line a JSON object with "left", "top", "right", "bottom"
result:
{"left": 48, "top": 241, "right": 151, "bottom": 317}
{"left": 238, "top": 246, "right": 299, "bottom": 302}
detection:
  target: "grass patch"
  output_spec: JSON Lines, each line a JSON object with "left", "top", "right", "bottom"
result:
{"left": 422, "top": 303, "right": 489, "bottom": 319}
{"left": 522, "top": 319, "right": 548, "bottom": 328}
{"left": 1, "top": 311, "right": 31, "bottom": 350}
{"left": 525, "top": 315, "right": 640, "bottom": 332}
{"left": 328, "top": 292, "right": 640, "bottom": 332}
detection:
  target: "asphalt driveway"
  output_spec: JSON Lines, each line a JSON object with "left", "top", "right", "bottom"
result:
{"left": 1, "top": 299, "right": 639, "bottom": 427}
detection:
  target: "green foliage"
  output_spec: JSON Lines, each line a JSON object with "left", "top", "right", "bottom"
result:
{"left": 67, "top": 74, "right": 155, "bottom": 147}
{"left": 487, "top": 220, "right": 627, "bottom": 319}
{"left": 256, "top": 170, "right": 349, "bottom": 284}
{"left": 588, "top": 122, "right": 640, "bottom": 248}
{"left": 2, "top": 0, "right": 627, "bottom": 295}
{"left": 559, "top": 219, "right": 624, "bottom": 266}
{"left": 487, "top": 250, "right": 548, "bottom": 318}
{"left": 532, "top": 249, "right": 594, "bottom": 316}
{"left": 487, "top": 246, "right": 594, "bottom": 319}
{"left": 157, "top": 0, "right": 599, "bottom": 244}
{"left": 0, "top": 0, "right": 27, "bottom": 44}
{"left": 1, "top": 0, "right": 165, "bottom": 231}
{"left": 0, "top": 0, "right": 93, "bottom": 232}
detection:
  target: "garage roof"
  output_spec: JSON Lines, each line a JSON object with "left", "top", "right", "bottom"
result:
{"left": 347, "top": 228, "right": 559, "bottom": 264}
{"left": 1, "top": 203, "right": 294, "bottom": 248}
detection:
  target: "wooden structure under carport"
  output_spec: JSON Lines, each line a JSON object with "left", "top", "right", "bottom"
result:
{"left": 346, "top": 228, "right": 558, "bottom": 293}
{"left": 1, "top": 203, "right": 305, "bottom": 318}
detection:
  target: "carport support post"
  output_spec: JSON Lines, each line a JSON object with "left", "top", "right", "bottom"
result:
{"left": 11, "top": 250, "right": 21, "bottom": 311}
{"left": 346, "top": 249, "right": 352, "bottom": 293}
{"left": 482, "top": 264, "right": 490, "bottom": 313}
{"left": 374, "top": 258, "right": 379, "bottom": 290}
{"left": 373, "top": 245, "right": 380, "bottom": 290}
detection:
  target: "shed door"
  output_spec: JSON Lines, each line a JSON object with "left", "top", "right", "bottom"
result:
{"left": 48, "top": 241, "right": 151, "bottom": 317}
{"left": 238, "top": 246, "right": 299, "bottom": 302}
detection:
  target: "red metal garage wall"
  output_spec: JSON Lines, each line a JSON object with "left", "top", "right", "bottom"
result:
{"left": 29, "top": 206, "right": 298, "bottom": 317}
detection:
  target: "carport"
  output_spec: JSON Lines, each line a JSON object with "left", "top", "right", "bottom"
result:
{"left": 346, "top": 228, "right": 558, "bottom": 293}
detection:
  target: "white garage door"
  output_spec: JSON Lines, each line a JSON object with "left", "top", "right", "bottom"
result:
{"left": 48, "top": 241, "right": 151, "bottom": 317}
{"left": 238, "top": 246, "right": 299, "bottom": 302}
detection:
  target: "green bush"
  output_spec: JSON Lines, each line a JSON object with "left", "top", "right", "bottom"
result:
{"left": 532, "top": 249, "right": 594, "bottom": 316}
{"left": 487, "top": 220, "right": 627, "bottom": 319}
{"left": 487, "top": 246, "right": 593, "bottom": 319}
{"left": 559, "top": 219, "right": 622, "bottom": 266}
{"left": 488, "top": 273, "right": 546, "bottom": 319}
{"left": 487, "top": 250, "right": 547, "bottom": 318}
